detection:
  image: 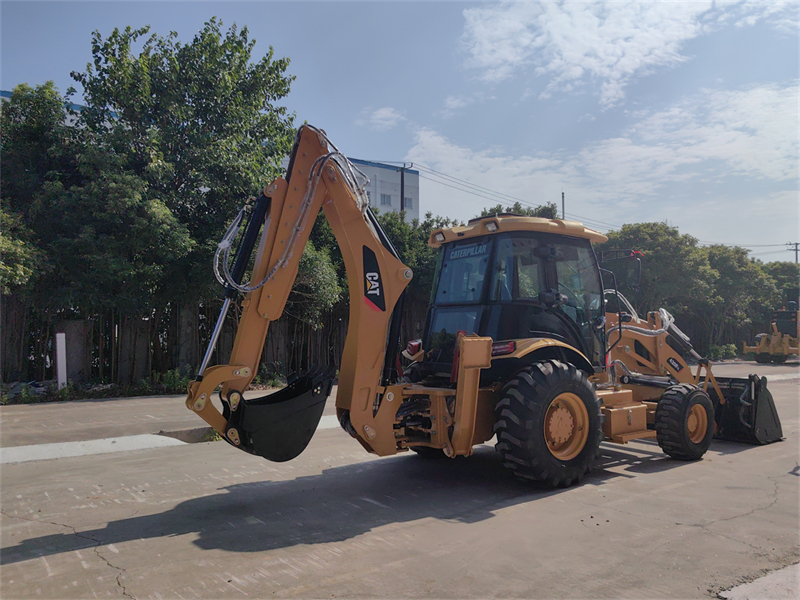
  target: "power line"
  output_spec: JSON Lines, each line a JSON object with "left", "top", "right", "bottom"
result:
{"left": 750, "top": 249, "right": 793, "bottom": 256}
{"left": 378, "top": 159, "right": 792, "bottom": 249}
{"left": 416, "top": 164, "right": 537, "bottom": 207}
{"left": 416, "top": 174, "right": 525, "bottom": 208}
{"left": 415, "top": 163, "right": 625, "bottom": 229}
{"left": 697, "top": 241, "right": 786, "bottom": 247}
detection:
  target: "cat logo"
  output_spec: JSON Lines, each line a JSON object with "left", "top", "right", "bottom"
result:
{"left": 362, "top": 246, "right": 386, "bottom": 312}
{"left": 666, "top": 357, "right": 683, "bottom": 372}
{"left": 366, "top": 273, "right": 380, "bottom": 295}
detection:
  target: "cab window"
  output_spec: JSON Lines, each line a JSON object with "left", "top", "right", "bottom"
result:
{"left": 491, "top": 236, "right": 544, "bottom": 301}
{"left": 434, "top": 240, "right": 493, "bottom": 305}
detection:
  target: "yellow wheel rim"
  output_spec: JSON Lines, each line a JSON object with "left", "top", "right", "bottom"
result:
{"left": 544, "top": 392, "right": 589, "bottom": 461}
{"left": 686, "top": 404, "right": 708, "bottom": 444}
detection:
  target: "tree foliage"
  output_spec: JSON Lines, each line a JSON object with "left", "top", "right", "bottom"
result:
{"left": 762, "top": 261, "right": 800, "bottom": 304}
{"left": 596, "top": 222, "right": 783, "bottom": 350}
{"left": 0, "top": 81, "right": 193, "bottom": 315}
{"left": 0, "top": 208, "right": 44, "bottom": 294}
{"left": 700, "top": 245, "right": 778, "bottom": 346}
{"left": 285, "top": 242, "right": 342, "bottom": 328}
{"left": 478, "top": 201, "right": 558, "bottom": 219}
{"left": 69, "top": 18, "right": 296, "bottom": 301}
{"left": 596, "top": 222, "right": 715, "bottom": 317}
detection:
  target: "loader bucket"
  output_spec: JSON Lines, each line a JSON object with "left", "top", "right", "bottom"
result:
{"left": 713, "top": 375, "right": 783, "bottom": 445}
{"left": 228, "top": 366, "right": 335, "bottom": 462}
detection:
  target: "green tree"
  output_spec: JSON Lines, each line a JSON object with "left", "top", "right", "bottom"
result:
{"left": 478, "top": 201, "right": 558, "bottom": 219}
{"left": 284, "top": 241, "right": 342, "bottom": 328}
{"left": 0, "top": 81, "right": 193, "bottom": 316}
{"left": 0, "top": 208, "right": 44, "bottom": 295}
{"left": 697, "top": 246, "right": 778, "bottom": 347}
{"left": 762, "top": 261, "right": 800, "bottom": 305}
{"left": 69, "top": 18, "right": 297, "bottom": 302}
{"left": 0, "top": 82, "right": 80, "bottom": 218}
{"left": 596, "top": 222, "right": 716, "bottom": 318}
{"left": 36, "top": 148, "right": 194, "bottom": 315}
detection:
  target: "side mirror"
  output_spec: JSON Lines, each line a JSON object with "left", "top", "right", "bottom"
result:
{"left": 600, "top": 249, "right": 642, "bottom": 290}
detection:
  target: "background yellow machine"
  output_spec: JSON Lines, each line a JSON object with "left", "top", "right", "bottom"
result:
{"left": 185, "top": 125, "right": 782, "bottom": 487}
{"left": 743, "top": 304, "right": 799, "bottom": 364}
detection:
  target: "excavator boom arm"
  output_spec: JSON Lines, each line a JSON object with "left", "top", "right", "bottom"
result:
{"left": 185, "top": 125, "right": 412, "bottom": 458}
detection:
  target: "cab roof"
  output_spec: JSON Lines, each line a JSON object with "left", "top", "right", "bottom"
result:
{"left": 428, "top": 214, "right": 608, "bottom": 248}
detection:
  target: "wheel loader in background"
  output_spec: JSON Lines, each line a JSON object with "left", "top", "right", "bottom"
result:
{"left": 185, "top": 124, "right": 783, "bottom": 488}
{"left": 743, "top": 303, "right": 799, "bottom": 364}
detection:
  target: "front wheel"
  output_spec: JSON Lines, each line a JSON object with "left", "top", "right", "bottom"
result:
{"left": 493, "top": 360, "right": 603, "bottom": 488}
{"left": 655, "top": 384, "right": 714, "bottom": 460}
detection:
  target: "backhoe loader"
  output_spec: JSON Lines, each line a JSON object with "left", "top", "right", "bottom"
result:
{"left": 743, "top": 303, "right": 799, "bottom": 364}
{"left": 185, "top": 124, "right": 782, "bottom": 487}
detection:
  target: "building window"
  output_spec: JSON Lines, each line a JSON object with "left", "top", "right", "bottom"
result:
{"left": 380, "top": 193, "right": 392, "bottom": 206}
{"left": 404, "top": 197, "right": 413, "bottom": 209}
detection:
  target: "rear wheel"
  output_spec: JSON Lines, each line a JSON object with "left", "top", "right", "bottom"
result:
{"left": 493, "top": 360, "right": 603, "bottom": 487}
{"left": 770, "top": 354, "right": 787, "bottom": 364}
{"left": 755, "top": 353, "right": 771, "bottom": 364}
{"left": 655, "top": 384, "right": 714, "bottom": 460}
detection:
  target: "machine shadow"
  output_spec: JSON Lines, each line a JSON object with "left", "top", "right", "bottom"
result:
{"left": 2, "top": 444, "right": 720, "bottom": 564}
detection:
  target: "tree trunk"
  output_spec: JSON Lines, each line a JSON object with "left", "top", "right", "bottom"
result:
{"left": 0, "top": 295, "right": 29, "bottom": 383}
{"left": 177, "top": 303, "right": 200, "bottom": 375}
{"left": 118, "top": 316, "right": 150, "bottom": 385}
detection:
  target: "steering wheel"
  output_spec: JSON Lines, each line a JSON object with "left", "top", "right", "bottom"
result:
{"left": 558, "top": 282, "right": 581, "bottom": 307}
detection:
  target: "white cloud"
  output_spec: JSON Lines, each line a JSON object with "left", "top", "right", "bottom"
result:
{"left": 440, "top": 92, "right": 497, "bottom": 118}
{"left": 407, "top": 82, "right": 798, "bottom": 240}
{"left": 461, "top": 1, "right": 797, "bottom": 107}
{"left": 356, "top": 107, "right": 407, "bottom": 132}
{"left": 629, "top": 83, "right": 799, "bottom": 181}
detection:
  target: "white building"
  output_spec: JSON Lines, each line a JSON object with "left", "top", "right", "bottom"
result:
{"left": 350, "top": 159, "right": 420, "bottom": 223}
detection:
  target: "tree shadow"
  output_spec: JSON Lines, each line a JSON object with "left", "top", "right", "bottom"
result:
{"left": 1, "top": 442, "right": 735, "bottom": 565}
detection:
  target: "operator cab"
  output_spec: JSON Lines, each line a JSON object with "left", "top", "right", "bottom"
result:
{"left": 420, "top": 216, "right": 606, "bottom": 383}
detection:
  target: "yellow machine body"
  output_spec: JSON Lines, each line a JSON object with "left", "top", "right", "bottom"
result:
{"left": 743, "top": 309, "right": 799, "bottom": 363}
{"left": 185, "top": 124, "right": 782, "bottom": 486}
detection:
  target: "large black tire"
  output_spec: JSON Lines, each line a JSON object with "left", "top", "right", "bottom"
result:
{"left": 770, "top": 354, "right": 788, "bottom": 364}
{"left": 755, "top": 353, "right": 771, "bottom": 364}
{"left": 655, "top": 384, "right": 714, "bottom": 460}
{"left": 493, "top": 360, "right": 603, "bottom": 488}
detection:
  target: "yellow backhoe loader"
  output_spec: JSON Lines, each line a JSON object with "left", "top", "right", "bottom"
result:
{"left": 185, "top": 125, "right": 782, "bottom": 487}
{"left": 743, "top": 303, "right": 799, "bottom": 364}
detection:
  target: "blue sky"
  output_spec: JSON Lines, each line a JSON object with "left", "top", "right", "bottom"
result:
{"left": 2, "top": 1, "right": 798, "bottom": 260}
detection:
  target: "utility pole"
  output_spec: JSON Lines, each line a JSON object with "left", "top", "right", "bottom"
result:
{"left": 788, "top": 242, "right": 799, "bottom": 264}
{"left": 400, "top": 164, "right": 405, "bottom": 212}
{"left": 561, "top": 191, "right": 565, "bottom": 220}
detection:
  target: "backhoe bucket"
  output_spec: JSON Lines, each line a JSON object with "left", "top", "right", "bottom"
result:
{"left": 228, "top": 366, "right": 335, "bottom": 462}
{"left": 713, "top": 375, "right": 783, "bottom": 445}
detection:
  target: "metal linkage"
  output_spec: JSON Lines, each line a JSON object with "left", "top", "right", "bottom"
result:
{"left": 212, "top": 125, "right": 371, "bottom": 295}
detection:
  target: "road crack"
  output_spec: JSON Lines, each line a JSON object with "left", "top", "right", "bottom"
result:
{"left": 0, "top": 508, "right": 135, "bottom": 599}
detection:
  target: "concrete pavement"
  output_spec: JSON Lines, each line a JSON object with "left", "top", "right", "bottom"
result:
{"left": 1, "top": 362, "right": 798, "bottom": 599}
